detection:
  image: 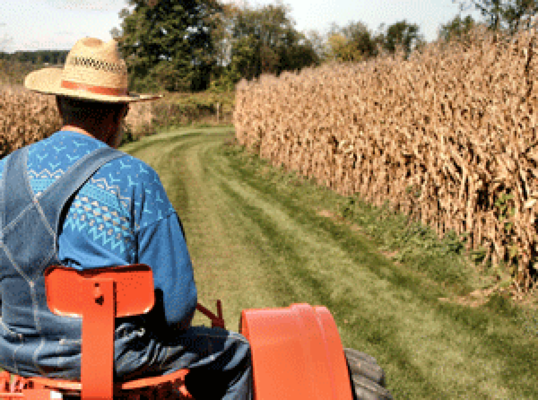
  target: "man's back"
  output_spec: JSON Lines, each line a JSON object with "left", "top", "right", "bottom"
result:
{"left": 0, "top": 130, "right": 197, "bottom": 379}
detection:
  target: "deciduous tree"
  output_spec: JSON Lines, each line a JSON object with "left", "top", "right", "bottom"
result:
{"left": 325, "top": 21, "right": 380, "bottom": 62}
{"left": 382, "top": 20, "right": 424, "bottom": 57}
{"left": 455, "top": 0, "right": 538, "bottom": 34}
{"left": 226, "top": 2, "right": 318, "bottom": 80}
{"left": 438, "top": 14, "right": 477, "bottom": 41}
{"left": 113, "top": 0, "right": 222, "bottom": 92}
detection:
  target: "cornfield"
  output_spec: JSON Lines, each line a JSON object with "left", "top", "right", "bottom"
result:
{"left": 0, "top": 85, "right": 61, "bottom": 157}
{"left": 234, "top": 26, "right": 538, "bottom": 290}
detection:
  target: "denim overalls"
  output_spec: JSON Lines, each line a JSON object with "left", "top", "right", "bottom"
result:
{"left": 0, "top": 145, "right": 125, "bottom": 377}
{"left": 0, "top": 144, "right": 252, "bottom": 399}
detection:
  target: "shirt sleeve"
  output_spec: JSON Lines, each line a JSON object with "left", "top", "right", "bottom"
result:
{"left": 136, "top": 211, "right": 197, "bottom": 331}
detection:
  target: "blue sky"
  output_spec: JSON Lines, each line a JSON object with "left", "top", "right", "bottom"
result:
{"left": 0, "top": 0, "right": 481, "bottom": 52}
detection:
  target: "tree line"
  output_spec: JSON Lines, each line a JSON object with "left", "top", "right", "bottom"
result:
{"left": 0, "top": 50, "right": 68, "bottom": 66}
{"left": 1, "top": 0, "right": 536, "bottom": 92}
{"left": 112, "top": 0, "right": 430, "bottom": 93}
{"left": 113, "top": 0, "right": 538, "bottom": 93}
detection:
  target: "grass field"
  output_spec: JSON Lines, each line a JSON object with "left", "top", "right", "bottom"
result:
{"left": 122, "top": 127, "right": 538, "bottom": 399}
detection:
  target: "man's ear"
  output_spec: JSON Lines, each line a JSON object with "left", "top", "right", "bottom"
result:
{"left": 113, "top": 104, "right": 129, "bottom": 125}
{"left": 56, "top": 96, "right": 64, "bottom": 120}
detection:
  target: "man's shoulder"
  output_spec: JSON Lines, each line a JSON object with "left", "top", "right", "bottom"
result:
{"left": 103, "top": 154, "right": 161, "bottom": 187}
{"left": 98, "top": 155, "right": 174, "bottom": 228}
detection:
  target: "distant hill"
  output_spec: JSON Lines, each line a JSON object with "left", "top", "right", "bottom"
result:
{"left": 0, "top": 50, "right": 68, "bottom": 85}
{"left": 0, "top": 50, "right": 68, "bottom": 66}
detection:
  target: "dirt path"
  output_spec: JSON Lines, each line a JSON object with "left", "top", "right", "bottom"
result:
{"left": 122, "top": 127, "right": 538, "bottom": 399}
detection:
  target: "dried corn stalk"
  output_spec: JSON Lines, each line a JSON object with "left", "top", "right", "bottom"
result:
{"left": 234, "top": 26, "right": 538, "bottom": 290}
{"left": 0, "top": 85, "right": 61, "bottom": 157}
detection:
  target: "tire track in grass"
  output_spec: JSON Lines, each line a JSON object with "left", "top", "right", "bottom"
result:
{"left": 208, "top": 156, "right": 509, "bottom": 399}
{"left": 123, "top": 128, "right": 538, "bottom": 399}
{"left": 125, "top": 129, "right": 283, "bottom": 329}
{"left": 212, "top": 138, "right": 538, "bottom": 399}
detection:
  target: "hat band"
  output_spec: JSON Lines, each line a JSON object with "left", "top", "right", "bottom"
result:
{"left": 61, "top": 80, "right": 128, "bottom": 97}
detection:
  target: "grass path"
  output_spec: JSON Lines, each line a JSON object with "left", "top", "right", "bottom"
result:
{"left": 122, "top": 127, "right": 538, "bottom": 399}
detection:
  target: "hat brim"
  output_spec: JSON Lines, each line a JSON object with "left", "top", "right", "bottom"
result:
{"left": 24, "top": 68, "right": 162, "bottom": 103}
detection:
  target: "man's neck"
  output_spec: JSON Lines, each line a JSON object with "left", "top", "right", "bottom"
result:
{"left": 61, "top": 125, "right": 94, "bottom": 138}
{"left": 60, "top": 124, "right": 121, "bottom": 148}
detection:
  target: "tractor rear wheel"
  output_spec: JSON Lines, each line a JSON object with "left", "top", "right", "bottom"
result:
{"left": 345, "top": 348, "right": 393, "bottom": 400}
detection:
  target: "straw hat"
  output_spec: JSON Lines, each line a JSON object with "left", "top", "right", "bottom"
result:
{"left": 24, "top": 37, "right": 161, "bottom": 103}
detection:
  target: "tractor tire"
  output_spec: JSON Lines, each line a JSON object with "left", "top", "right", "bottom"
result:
{"left": 344, "top": 348, "right": 385, "bottom": 386}
{"left": 345, "top": 348, "right": 393, "bottom": 400}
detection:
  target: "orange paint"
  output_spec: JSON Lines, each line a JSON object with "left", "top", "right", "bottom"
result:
{"left": 240, "top": 303, "right": 353, "bottom": 400}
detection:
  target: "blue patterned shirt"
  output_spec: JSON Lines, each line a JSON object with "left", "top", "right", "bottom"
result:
{"left": 0, "top": 130, "right": 197, "bottom": 330}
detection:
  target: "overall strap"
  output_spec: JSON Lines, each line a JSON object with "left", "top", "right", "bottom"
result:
{"left": 4, "top": 146, "right": 126, "bottom": 235}
{"left": 2, "top": 147, "right": 34, "bottom": 229}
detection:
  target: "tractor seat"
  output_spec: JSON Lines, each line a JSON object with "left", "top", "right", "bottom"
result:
{"left": 21, "top": 264, "right": 193, "bottom": 399}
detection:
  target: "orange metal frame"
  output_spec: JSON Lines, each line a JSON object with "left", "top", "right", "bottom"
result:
{"left": 0, "top": 264, "right": 194, "bottom": 400}
{"left": 0, "top": 265, "right": 353, "bottom": 400}
{"left": 240, "top": 303, "right": 353, "bottom": 400}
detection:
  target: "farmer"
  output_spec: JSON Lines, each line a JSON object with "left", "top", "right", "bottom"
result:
{"left": 0, "top": 37, "right": 252, "bottom": 399}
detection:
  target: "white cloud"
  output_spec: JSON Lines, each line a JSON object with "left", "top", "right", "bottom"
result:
{"left": 45, "top": 0, "right": 124, "bottom": 12}
{"left": 0, "top": 34, "right": 13, "bottom": 52}
{"left": 221, "top": 0, "right": 248, "bottom": 6}
{"left": 18, "top": 33, "right": 76, "bottom": 51}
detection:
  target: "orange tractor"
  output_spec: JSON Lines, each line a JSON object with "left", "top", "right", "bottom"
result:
{"left": 0, "top": 264, "right": 392, "bottom": 399}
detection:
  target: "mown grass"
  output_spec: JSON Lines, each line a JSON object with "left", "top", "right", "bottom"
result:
{"left": 218, "top": 138, "right": 538, "bottom": 399}
{"left": 123, "top": 129, "right": 538, "bottom": 399}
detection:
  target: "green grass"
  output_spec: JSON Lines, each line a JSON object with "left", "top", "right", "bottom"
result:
{"left": 122, "top": 129, "right": 538, "bottom": 399}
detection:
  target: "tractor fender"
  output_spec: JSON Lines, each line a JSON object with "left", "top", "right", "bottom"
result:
{"left": 240, "top": 303, "right": 353, "bottom": 400}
